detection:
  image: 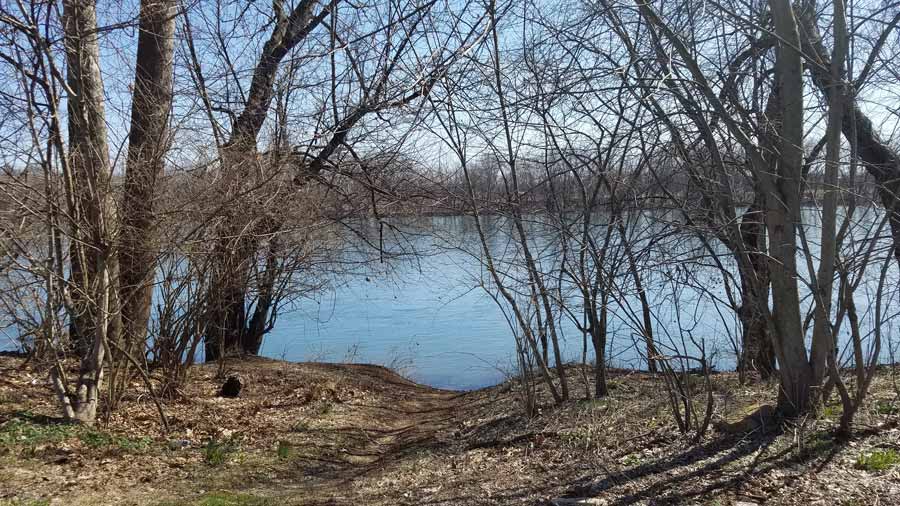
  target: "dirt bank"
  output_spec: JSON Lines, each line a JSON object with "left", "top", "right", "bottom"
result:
{"left": 1, "top": 356, "right": 898, "bottom": 505}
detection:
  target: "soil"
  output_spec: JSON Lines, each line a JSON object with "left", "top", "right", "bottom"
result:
{"left": 1, "top": 356, "right": 898, "bottom": 505}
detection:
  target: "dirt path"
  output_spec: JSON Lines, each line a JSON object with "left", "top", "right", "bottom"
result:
{"left": 161, "top": 360, "right": 482, "bottom": 505}
{"left": 1, "top": 357, "right": 478, "bottom": 505}
{"left": 285, "top": 363, "right": 468, "bottom": 475}
{"left": 3, "top": 357, "right": 898, "bottom": 506}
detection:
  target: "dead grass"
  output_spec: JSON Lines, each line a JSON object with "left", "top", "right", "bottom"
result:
{"left": 1, "top": 356, "right": 898, "bottom": 505}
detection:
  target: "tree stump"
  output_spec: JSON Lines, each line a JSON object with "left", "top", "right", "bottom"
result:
{"left": 219, "top": 375, "right": 242, "bottom": 398}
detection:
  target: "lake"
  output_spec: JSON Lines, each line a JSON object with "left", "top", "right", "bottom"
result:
{"left": 259, "top": 210, "right": 899, "bottom": 390}
{"left": 2, "top": 211, "right": 896, "bottom": 390}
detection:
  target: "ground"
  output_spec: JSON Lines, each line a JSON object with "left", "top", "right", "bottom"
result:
{"left": 1, "top": 356, "right": 898, "bottom": 505}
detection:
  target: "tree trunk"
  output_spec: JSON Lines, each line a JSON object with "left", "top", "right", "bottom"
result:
{"left": 809, "top": 0, "right": 848, "bottom": 394}
{"left": 737, "top": 196, "right": 776, "bottom": 379}
{"left": 766, "top": 0, "right": 814, "bottom": 417}
{"left": 243, "top": 236, "right": 281, "bottom": 355}
{"left": 204, "top": 234, "right": 252, "bottom": 361}
{"left": 799, "top": 10, "right": 900, "bottom": 269}
{"left": 114, "top": 0, "right": 178, "bottom": 398}
{"left": 616, "top": 220, "right": 657, "bottom": 373}
{"left": 201, "top": 1, "right": 329, "bottom": 360}
{"left": 64, "top": 0, "right": 114, "bottom": 359}
{"left": 54, "top": 0, "right": 116, "bottom": 424}
{"left": 590, "top": 293, "right": 609, "bottom": 397}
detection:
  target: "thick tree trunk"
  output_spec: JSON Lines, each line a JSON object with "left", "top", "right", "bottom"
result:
{"left": 202, "top": 1, "right": 330, "bottom": 361}
{"left": 115, "top": 0, "right": 178, "bottom": 389}
{"left": 767, "top": 0, "right": 814, "bottom": 417}
{"left": 68, "top": 244, "right": 91, "bottom": 356}
{"left": 65, "top": 0, "right": 113, "bottom": 359}
{"left": 243, "top": 236, "right": 281, "bottom": 356}
{"left": 70, "top": 263, "right": 111, "bottom": 424}
{"left": 204, "top": 230, "right": 253, "bottom": 361}
{"left": 204, "top": 289, "right": 247, "bottom": 361}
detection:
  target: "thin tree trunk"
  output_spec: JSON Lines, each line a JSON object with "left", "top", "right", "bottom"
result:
{"left": 590, "top": 293, "right": 609, "bottom": 397}
{"left": 614, "top": 219, "right": 657, "bottom": 373}
{"left": 53, "top": 0, "right": 117, "bottom": 425}
{"left": 809, "top": 0, "right": 848, "bottom": 393}
{"left": 737, "top": 196, "right": 776, "bottom": 379}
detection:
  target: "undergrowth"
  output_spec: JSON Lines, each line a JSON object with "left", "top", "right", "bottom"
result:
{"left": 855, "top": 449, "right": 900, "bottom": 471}
{"left": 160, "top": 492, "right": 276, "bottom": 506}
{"left": 0, "top": 413, "right": 153, "bottom": 455}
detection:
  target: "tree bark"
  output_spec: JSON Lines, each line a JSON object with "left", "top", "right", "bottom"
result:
{"left": 737, "top": 195, "right": 776, "bottom": 379}
{"left": 766, "top": 0, "right": 814, "bottom": 417}
{"left": 64, "top": 0, "right": 113, "bottom": 358}
{"left": 115, "top": 0, "right": 178, "bottom": 393}
{"left": 55, "top": 0, "right": 116, "bottom": 424}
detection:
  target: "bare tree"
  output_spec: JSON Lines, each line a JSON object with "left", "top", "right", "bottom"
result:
{"left": 192, "top": 0, "right": 481, "bottom": 361}
{"left": 51, "top": 0, "right": 119, "bottom": 423}
{"left": 110, "top": 0, "right": 179, "bottom": 408}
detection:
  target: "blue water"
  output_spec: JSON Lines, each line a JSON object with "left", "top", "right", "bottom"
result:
{"left": 262, "top": 252, "right": 730, "bottom": 389}
{"left": 263, "top": 261, "right": 523, "bottom": 390}
{"left": 3, "top": 212, "right": 897, "bottom": 390}
{"left": 259, "top": 214, "right": 740, "bottom": 389}
{"left": 260, "top": 211, "right": 900, "bottom": 389}
{"left": 260, "top": 215, "right": 566, "bottom": 389}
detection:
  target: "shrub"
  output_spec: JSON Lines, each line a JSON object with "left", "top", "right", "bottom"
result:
{"left": 276, "top": 441, "right": 292, "bottom": 459}
{"left": 203, "top": 438, "right": 238, "bottom": 466}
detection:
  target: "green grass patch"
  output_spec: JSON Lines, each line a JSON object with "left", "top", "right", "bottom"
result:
{"left": 803, "top": 431, "right": 836, "bottom": 455}
{"left": 560, "top": 426, "right": 598, "bottom": 448}
{"left": 620, "top": 453, "right": 642, "bottom": 467}
{"left": 576, "top": 399, "right": 609, "bottom": 412}
{"left": 0, "top": 414, "right": 76, "bottom": 447}
{"left": 203, "top": 438, "right": 240, "bottom": 466}
{"left": 0, "top": 413, "right": 153, "bottom": 455}
{"left": 820, "top": 404, "right": 842, "bottom": 420}
{"left": 275, "top": 440, "right": 292, "bottom": 459}
{"left": 78, "top": 430, "right": 153, "bottom": 453}
{"left": 855, "top": 449, "right": 900, "bottom": 471}
{"left": 160, "top": 492, "right": 275, "bottom": 506}
{"left": 873, "top": 400, "right": 896, "bottom": 416}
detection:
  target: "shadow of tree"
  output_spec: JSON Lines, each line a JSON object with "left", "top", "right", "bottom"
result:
{"left": 1, "top": 409, "right": 70, "bottom": 426}
{"left": 547, "top": 427, "right": 858, "bottom": 505}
